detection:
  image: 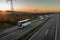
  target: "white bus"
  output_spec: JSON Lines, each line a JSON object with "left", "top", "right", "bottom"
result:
{"left": 17, "top": 19, "right": 31, "bottom": 28}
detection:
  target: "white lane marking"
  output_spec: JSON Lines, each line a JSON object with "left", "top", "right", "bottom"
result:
{"left": 55, "top": 14, "right": 58, "bottom": 40}
{"left": 28, "top": 18, "right": 52, "bottom": 40}
{"left": 45, "top": 30, "right": 49, "bottom": 35}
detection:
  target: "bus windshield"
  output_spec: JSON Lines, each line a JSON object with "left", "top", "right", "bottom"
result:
{"left": 17, "top": 19, "right": 31, "bottom": 26}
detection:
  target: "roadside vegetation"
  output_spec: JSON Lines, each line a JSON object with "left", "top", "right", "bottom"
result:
{"left": 0, "top": 11, "right": 52, "bottom": 29}
{"left": 0, "top": 23, "right": 15, "bottom": 30}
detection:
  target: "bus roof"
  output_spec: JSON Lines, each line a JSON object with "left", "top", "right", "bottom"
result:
{"left": 18, "top": 19, "right": 30, "bottom": 23}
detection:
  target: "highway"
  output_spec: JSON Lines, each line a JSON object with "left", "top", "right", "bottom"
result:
{"left": 28, "top": 14, "right": 57, "bottom": 40}
{"left": 28, "top": 13, "right": 60, "bottom": 40}
{"left": 0, "top": 14, "right": 55, "bottom": 40}
{"left": 55, "top": 13, "right": 60, "bottom": 40}
{"left": 45, "top": 13, "right": 60, "bottom": 40}
{"left": 45, "top": 14, "right": 57, "bottom": 40}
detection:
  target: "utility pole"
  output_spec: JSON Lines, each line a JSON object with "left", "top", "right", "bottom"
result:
{"left": 10, "top": 0, "right": 13, "bottom": 11}
{"left": 7, "top": 0, "right": 18, "bottom": 22}
{"left": 7, "top": 0, "right": 14, "bottom": 11}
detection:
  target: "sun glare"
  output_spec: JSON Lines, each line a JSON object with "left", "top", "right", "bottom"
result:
{"left": 2, "top": 10, "right": 6, "bottom": 12}
{"left": 0, "top": 3, "right": 10, "bottom": 10}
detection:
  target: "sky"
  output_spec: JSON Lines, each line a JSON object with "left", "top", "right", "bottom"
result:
{"left": 0, "top": 0, "right": 60, "bottom": 12}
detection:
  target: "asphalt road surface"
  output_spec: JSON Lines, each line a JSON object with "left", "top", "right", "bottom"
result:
{"left": 45, "top": 14, "right": 57, "bottom": 40}
{"left": 0, "top": 14, "right": 54, "bottom": 40}
{"left": 0, "top": 15, "right": 51, "bottom": 40}
{"left": 28, "top": 14, "right": 57, "bottom": 40}
{"left": 55, "top": 13, "right": 60, "bottom": 40}
{"left": 29, "top": 13, "right": 60, "bottom": 40}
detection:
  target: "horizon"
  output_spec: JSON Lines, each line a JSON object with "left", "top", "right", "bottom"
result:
{"left": 0, "top": 0, "right": 60, "bottom": 12}
{"left": 0, "top": 9, "right": 60, "bottom": 13}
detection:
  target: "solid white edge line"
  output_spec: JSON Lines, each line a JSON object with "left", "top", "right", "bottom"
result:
{"left": 55, "top": 14, "right": 58, "bottom": 40}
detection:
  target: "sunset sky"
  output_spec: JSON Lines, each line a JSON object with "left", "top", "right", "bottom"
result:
{"left": 0, "top": 0, "right": 60, "bottom": 12}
